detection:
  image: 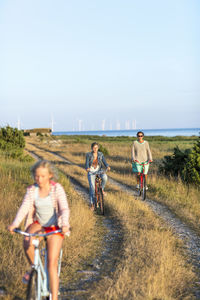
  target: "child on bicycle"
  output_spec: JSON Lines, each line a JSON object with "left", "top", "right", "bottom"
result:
{"left": 8, "top": 160, "right": 70, "bottom": 300}
{"left": 85, "top": 142, "right": 110, "bottom": 211}
{"left": 131, "top": 131, "right": 153, "bottom": 190}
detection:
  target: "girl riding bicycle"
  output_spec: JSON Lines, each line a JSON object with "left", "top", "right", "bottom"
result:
{"left": 131, "top": 131, "right": 153, "bottom": 190}
{"left": 8, "top": 160, "right": 70, "bottom": 300}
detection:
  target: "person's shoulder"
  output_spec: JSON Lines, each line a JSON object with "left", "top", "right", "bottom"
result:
{"left": 27, "top": 183, "right": 37, "bottom": 191}
{"left": 54, "top": 182, "right": 65, "bottom": 191}
{"left": 86, "top": 151, "right": 92, "bottom": 156}
{"left": 98, "top": 151, "right": 103, "bottom": 156}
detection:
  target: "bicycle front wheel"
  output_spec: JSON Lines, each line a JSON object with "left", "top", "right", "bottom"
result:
{"left": 142, "top": 175, "right": 146, "bottom": 201}
{"left": 26, "top": 270, "right": 38, "bottom": 300}
{"left": 99, "top": 188, "right": 105, "bottom": 215}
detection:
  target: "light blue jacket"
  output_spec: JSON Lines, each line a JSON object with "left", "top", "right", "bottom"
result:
{"left": 85, "top": 151, "right": 109, "bottom": 170}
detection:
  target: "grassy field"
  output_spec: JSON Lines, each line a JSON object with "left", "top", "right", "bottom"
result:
{"left": 30, "top": 135, "right": 200, "bottom": 233}
{"left": 21, "top": 136, "right": 200, "bottom": 299}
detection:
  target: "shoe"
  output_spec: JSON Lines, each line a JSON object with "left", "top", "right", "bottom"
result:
{"left": 136, "top": 184, "right": 139, "bottom": 189}
{"left": 102, "top": 190, "right": 107, "bottom": 197}
{"left": 145, "top": 186, "right": 148, "bottom": 190}
{"left": 22, "top": 271, "right": 31, "bottom": 284}
{"left": 90, "top": 204, "right": 95, "bottom": 211}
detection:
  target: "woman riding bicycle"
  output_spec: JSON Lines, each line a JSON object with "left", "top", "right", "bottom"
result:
{"left": 85, "top": 142, "right": 110, "bottom": 211}
{"left": 8, "top": 160, "right": 70, "bottom": 300}
{"left": 131, "top": 131, "right": 153, "bottom": 190}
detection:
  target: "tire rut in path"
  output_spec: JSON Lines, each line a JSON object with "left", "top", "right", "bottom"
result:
{"left": 26, "top": 148, "right": 124, "bottom": 300}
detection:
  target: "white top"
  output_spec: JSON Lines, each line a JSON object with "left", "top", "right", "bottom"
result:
{"left": 90, "top": 165, "right": 100, "bottom": 173}
{"left": 35, "top": 187, "right": 57, "bottom": 227}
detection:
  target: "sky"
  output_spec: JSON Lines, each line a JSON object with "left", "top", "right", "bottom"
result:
{"left": 0, "top": 0, "right": 199, "bottom": 131}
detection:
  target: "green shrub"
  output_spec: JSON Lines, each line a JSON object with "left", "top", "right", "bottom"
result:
{"left": 0, "top": 126, "right": 33, "bottom": 162}
{"left": 159, "top": 146, "right": 191, "bottom": 178}
{"left": 182, "top": 137, "right": 200, "bottom": 186}
{"left": 99, "top": 144, "right": 109, "bottom": 156}
{"left": 36, "top": 132, "right": 43, "bottom": 137}
{"left": 160, "top": 137, "right": 200, "bottom": 186}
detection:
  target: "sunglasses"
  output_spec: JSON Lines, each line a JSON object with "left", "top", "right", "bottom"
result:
{"left": 138, "top": 135, "right": 143, "bottom": 137}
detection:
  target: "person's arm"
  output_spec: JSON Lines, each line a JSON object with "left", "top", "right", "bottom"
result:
{"left": 131, "top": 143, "right": 135, "bottom": 162}
{"left": 56, "top": 184, "right": 70, "bottom": 232}
{"left": 102, "top": 153, "right": 109, "bottom": 169}
{"left": 8, "top": 187, "right": 32, "bottom": 232}
{"left": 85, "top": 152, "right": 90, "bottom": 171}
{"left": 146, "top": 142, "right": 153, "bottom": 162}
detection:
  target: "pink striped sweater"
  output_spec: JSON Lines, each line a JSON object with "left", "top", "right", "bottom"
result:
{"left": 11, "top": 182, "right": 70, "bottom": 230}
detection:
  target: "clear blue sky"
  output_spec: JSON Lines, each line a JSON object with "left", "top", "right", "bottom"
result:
{"left": 0, "top": 0, "right": 199, "bottom": 131}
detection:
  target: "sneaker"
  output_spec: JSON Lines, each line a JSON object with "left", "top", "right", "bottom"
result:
{"left": 90, "top": 204, "right": 95, "bottom": 211}
{"left": 145, "top": 186, "right": 148, "bottom": 190}
{"left": 22, "top": 271, "right": 31, "bottom": 284}
{"left": 136, "top": 184, "right": 139, "bottom": 189}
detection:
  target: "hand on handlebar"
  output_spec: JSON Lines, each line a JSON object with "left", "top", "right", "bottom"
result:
{"left": 7, "top": 225, "right": 16, "bottom": 234}
{"left": 62, "top": 226, "right": 71, "bottom": 236}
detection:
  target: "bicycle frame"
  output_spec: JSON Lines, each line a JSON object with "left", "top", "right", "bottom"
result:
{"left": 94, "top": 170, "right": 106, "bottom": 214}
{"left": 134, "top": 160, "right": 150, "bottom": 200}
{"left": 14, "top": 228, "right": 63, "bottom": 300}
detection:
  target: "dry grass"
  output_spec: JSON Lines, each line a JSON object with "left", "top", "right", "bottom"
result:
{"left": 0, "top": 155, "right": 103, "bottom": 299}
{"left": 91, "top": 190, "right": 196, "bottom": 299}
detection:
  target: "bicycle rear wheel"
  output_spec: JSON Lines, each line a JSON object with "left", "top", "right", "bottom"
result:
{"left": 99, "top": 188, "right": 105, "bottom": 215}
{"left": 142, "top": 175, "right": 146, "bottom": 201}
{"left": 26, "top": 270, "right": 38, "bottom": 300}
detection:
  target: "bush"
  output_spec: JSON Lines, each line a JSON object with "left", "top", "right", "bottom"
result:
{"left": 160, "top": 137, "right": 200, "bottom": 186}
{"left": 99, "top": 144, "right": 109, "bottom": 156}
{"left": 0, "top": 126, "right": 33, "bottom": 161}
{"left": 159, "top": 146, "right": 191, "bottom": 178}
{"left": 182, "top": 137, "right": 200, "bottom": 186}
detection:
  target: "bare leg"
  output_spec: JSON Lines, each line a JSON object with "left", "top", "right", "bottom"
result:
{"left": 23, "top": 222, "right": 43, "bottom": 265}
{"left": 47, "top": 235, "right": 63, "bottom": 300}
{"left": 145, "top": 174, "right": 148, "bottom": 184}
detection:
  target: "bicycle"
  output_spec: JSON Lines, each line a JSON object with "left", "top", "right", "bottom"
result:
{"left": 14, "top": 228, "right": 68, "bottom": 300}
{"left": 94, "top": 170, "right": 105, "bottom": 215}
{"left": 133, "top": 160, "right": 151, "bottom": 201}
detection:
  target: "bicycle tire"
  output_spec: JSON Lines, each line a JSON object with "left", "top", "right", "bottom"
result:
{"left": 26, "top": 270, "right": 38, "bottom": 300}
{"left": 138, "top": 174, "right": 142, "bottom": 197}
{"left": 142, "top": 175, "right": 146, "bottom": 201}
{"left": 99, "top": 187, "right": 104, "bottom": 215}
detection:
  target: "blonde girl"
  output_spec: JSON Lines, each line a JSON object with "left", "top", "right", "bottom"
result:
{"left": 8, "top": 160, "right": 70, "bottom": 300}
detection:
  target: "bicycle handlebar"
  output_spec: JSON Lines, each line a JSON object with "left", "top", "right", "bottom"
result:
{"left": 14, "top": 228, "right": 70, "bottom": 237}
{"left": 95, "top": 170, "right": 106, "bottom": 175}
{"left": 134, "top": 160, "right": 152, "bottom": 165}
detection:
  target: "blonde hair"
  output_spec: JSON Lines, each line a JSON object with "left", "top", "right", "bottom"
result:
{"left": 31, "top": 160, "right": 58, "bottom": 181}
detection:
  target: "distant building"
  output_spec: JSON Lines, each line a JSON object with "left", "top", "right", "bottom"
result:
{"left": 23, "top": 128, "right": 52, "bottom": 136}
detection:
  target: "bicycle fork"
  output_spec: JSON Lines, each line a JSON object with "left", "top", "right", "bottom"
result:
{"left": 32, "top": 239, "right": 49, "bottom": 299}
